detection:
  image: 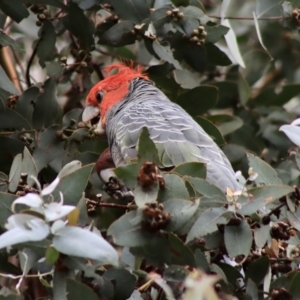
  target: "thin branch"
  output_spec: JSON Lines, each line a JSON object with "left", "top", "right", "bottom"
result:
{"left": 0, "top": 270, "right": 53, "bottom": 280}
{"left": 208, "top": 15, "right": 285, "bottom": 21}
{"left": 91, "top": 62, "right": 105, "bottom": 80}
{"left": 26, "top": 40, "right": 40, "bottom": 87}
{"left": 266, "top": 203, "right": 285, "bottom": 217}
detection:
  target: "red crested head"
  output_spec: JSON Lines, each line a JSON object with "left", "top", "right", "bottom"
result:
{"left": 85, "top": 63, "right": 149, "bottom": 127}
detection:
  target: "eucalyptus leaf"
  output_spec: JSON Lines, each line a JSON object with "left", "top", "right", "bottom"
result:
{"left": 107, "top": 210, "right": 154, "bottom": 247}
{"left": 224, "top": 220, "right": 252, "bottom": 257}
{"left": 0, "top": 30, "right": 24, "bottom": 53}
{"left": 164, "top": 198, "right": 200, "bottom": 232}
{"left": 247, "top": 153, "right": 282, "bottom": 186}
{"left": 187, "top": 207, "right": 232, "bottom": 242}
{"left": 8, "top": 153, "right": 22, "bottom": 192}
{"left": 53, "top": 226, "right": 118, "bottom": 266}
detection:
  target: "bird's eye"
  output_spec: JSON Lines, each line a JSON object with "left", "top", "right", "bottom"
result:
{"left": 96, "top": 92, "right": 103, "bottom": 103}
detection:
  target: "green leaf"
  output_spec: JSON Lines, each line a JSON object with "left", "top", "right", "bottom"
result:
{"left": 224, "top": 220, "right": 252, "bottom": 257}
{"left": 221, "top": 18, "right": 245, "bottom": 68}
{"left": 247, "top": 153, "right": 282, "bottom": 186}
{"left": 36, "top": 20, "right": 56, "bottom": 68}
{"left": 33, "top": 125, "right": 65, "bottom": 172}
{"left": 172, "top": 162, "right": 206, "bottom": 179}
{"left": 0, "top": 137, "right": 25, "bottom": 174}
{"left": 207, "top": 114, "right": 243, "bottom": 136}
{"left": 66, "top": 279, "right": 98, "bottom": 300}
{"left": 164, "top": 265, "right": 189, "bottom": 283}
{"left": 245, "top": 255, "right": 270, "bottom": 285}
{"left": 218, "top": 262, "right": 244, "bottom": 289}
{"left": 0, "top": 30, "right": 24, "bottom": 53}
{"left": 238, "top": 73, "right": 251, "bottom": 105}
{"left": 58, "top": 160, "right": 82, "bottom": 178}
{"left": 153, "top": 40, "right": 181, "bottom": 70}
{"left": 205, "top": 43, "right": 232, "bottom": 66}
{"left": 171, "top": 0, "right": 189, "bottom": 6}
{"left": 62, "top": 2, "right": 95, "bottom": 49}
{"left": 195, "top": 117, "right": 225, "bottom": 145}
{"left": 25, "top": 0, "right": 67, "bottom": 9}
{"left": 176, "top": 85, "right": 218, "bottom": 115}
{"left": 179, "top": 43, "right": 207, "bottom": 72}
{"left": 0, "top": 192, "right": 16, "bottom": 226}
{"left": 110, "top": 0, "right": 151, "bottom": 24}
{"left": 205, "top": 24, "right": 229, "bottom": 44}
{"left": 186, "top": 177, "right": 227, "bottom": 200}
{"left": 158, "top": 174, "right": 189, "bottom": 202}
{"left": 287, "top": 207, "right": 300, "bottom": 231}
{"left": 194, "top": 249, "right": 210, "bottom": 272}
{"left": 21, "top": 147, "right": 38, "bottom": 186}
{"left": 45, "top": 246, "right": 59, "bottom": 264}
{"left": 0, "top": 0, "right": 29, "bottom": 23}
{"left": 53, "top": 269, "right": 67, "bottom": 300}
{"left": 150, "top": 5, "right": 173, "bottom": 30}
{"left": 288, "top": 272, "right": 300, "bottom": 298}
{"left": 32, "top": 77, "right": 58, "bottom": 130}
{"left": 114, "top": 164, "right": 139, "bottom": 190}
{"left": 168, "top": 233, "right": 196, "bottom": 266}
{"left": 254, "top": 224, "right": 270, "bottom": 248}
{"left": 256, "top": 0, "right": 282, "bottom": 17}
{"left": 104, "top": 268, "right": 136, "bottom": 300}
{"left": 137, "top": 127, "right": 160, "bottom": 165}
{"left": 252, "top": 84, "right": 300, "bottom": 106}
{"left": 180, "top": 5, "right": 205, "bottom": 20}
{"left": 239, "top": 185, "right": 293, "bottom": 215}
{"left": 134, "top": 182, "right": 159, "bottom": 208}
{"left": 0, "top": 65, "right": 19, "bottom": 98}
{"left": 15, "top": 86, "right": 39, "bottom": 125}
{"left": 8, "top": 153, "right": 22, "bottom": 192}
{"left": 212, "top": 81, "right": 238, "bottom": 108}
{"left": 0, "top": 172, "right": 8, "bottom": 192}
{"left": 187, "top": 207, "right": 232, "bottom": 242}
{"left": 107, "top": 210, "right": 154, "bottom": 247}
{"left": 53, "top": 226, "right": 118, "bottom": 265}
{"left": 99, "top": 21, "right": 136, "bottom": 47}
{"left": 52, "top": 163, "right": 94, "bottom": 205}
{"left": 0, "top": 106, "right": 32, "bottom": 130}
{"left": 246, "top": 278, "right": 259, "bottom": 299}
{"left": 164, "top": 198, "right": 200, "bottom": 232}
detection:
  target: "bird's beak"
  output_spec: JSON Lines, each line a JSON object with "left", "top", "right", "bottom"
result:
{"left": 82, "top": 105, "right": 105, "bottom": 135}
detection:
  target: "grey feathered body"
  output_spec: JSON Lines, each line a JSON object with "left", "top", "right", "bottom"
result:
{"left": 106, "top": 78, "right": 241, "bottom": 192}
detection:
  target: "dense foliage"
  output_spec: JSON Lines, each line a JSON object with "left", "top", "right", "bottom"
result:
{"left": 1, "top": 0, "right": 300, "bottom": 299}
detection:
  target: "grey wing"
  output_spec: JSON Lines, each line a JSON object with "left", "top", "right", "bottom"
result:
{"left": 108, "top": 100, "right": 241, "bottom": 192}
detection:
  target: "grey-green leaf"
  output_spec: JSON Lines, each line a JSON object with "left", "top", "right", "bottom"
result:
{"left": 247, "top": 153, "right": 282, "bottom": 186}
{"left": 187, "top": 207, "right": 232, "bottom": 242}
{"left": 224, "top": 220, "right": 252, "bottom": 257}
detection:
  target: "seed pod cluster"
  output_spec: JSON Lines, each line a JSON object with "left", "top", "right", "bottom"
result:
{"left": 165, "top": 8, "right": 184, "bottom": 22}
{"left": 188, "top": 26, "right": 207, "bottom": 46}
{"left": 141, "top": 201, "right": 171, "bottom": 231}
{"left": 104, "top": 177, "right": 134, "bottom": 202}
{"left": 6, "top": 95, "right": 19, "bottom": 108}
{"left": 271, "top": 258, "right": 292, "bottom": 274}
{"left": 292, "top": 8, "right": 300, "bottom": 26}
{"left": 137, "top": 161, "right": 165, "bottom": 190}
{"left": 271, "top": 222, "right": 290, "bottom": 241}
{"left": 226, "top": 217, "right": 242, "bottom": 226}
{"left": 269, "top": 288, "right": 292, "bottom": 300}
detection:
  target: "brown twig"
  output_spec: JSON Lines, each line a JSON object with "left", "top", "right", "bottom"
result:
{"left": 208, "top": 15, "right": 285, "bottom": 21}
{"left": 266, "top": 203, "right": 285, "bottom": 218}
{"left": 26, "top": 40, "right": 40, "bottom": 87}
{"left": 86, "top": 198, "right": 129, "bottom": 210}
